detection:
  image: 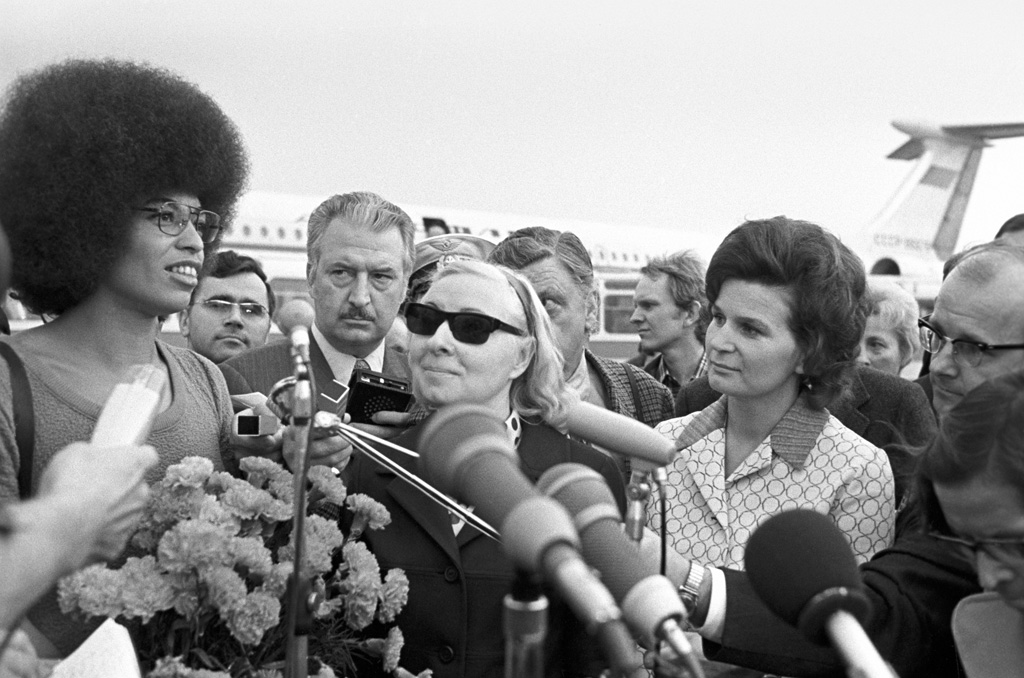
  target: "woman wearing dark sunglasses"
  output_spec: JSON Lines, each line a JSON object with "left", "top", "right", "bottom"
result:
{"left": 0, "top": 59, "right": 248, "bottom": 657}
{"left": 343, "top": 258, "right": 627, "bottom": 678}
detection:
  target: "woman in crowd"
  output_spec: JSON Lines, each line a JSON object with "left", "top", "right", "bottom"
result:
{"left": 858, "top": 278, "right": 921, "bottom": 377}
{"left": 0, "top": 58, "right": 248, "bottom": 657}
{"left": 655, "top": 217, "right": 895, "bottom": 570}
{"left": 916, "top": 370, "right": 1024, "bottom": 676}
{"left": 343, "top": 258, "right": 626, "bottom": 678}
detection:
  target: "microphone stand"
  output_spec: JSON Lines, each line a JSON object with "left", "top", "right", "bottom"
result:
{"left": 624, "top": 465, "right": 668, "bottom": 543}
{"left": 624, "top": 471, "right": 652, "bottom": 542}
{"left": 285, "top": 356, "right": 315, "bottom": 678}
{"left": 504, "top": 570, "right": 548, "bottom": 678}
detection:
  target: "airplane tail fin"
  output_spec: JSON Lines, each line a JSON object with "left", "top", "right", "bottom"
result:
{"left": 866, "top": 121, "right": 1024, "bottom": 270}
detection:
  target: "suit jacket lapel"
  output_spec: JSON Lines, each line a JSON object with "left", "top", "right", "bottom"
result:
{"left": 384, "top": 467, "right": 463, "bottom": 564}
{"left": 309, "top": 336, "right": 346, "bottom": 413}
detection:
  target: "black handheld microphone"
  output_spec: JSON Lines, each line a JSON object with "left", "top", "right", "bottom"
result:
{"left": 538, "top": 463, "right": 703, "bottom": 678}
{"left": 745, "top": 510, "right": 896, "bottom": 678}
{"left": 419, "top": 405, "right": 638, "bottom": 675}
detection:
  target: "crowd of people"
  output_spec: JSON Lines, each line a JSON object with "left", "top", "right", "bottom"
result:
{"left": 0, "top": 57, "right": 1022, "bottom": 678}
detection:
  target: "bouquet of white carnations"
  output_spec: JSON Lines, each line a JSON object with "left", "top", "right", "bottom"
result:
{"left": 58, "top": 455, "right": 418, "bottom": 678}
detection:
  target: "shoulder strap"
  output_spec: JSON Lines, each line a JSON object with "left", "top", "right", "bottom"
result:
{"left": 0, "top": 342, "right": 35, "bottom": 499}
{"left": 624, "top": 363, "right": 642, "bottom": 417}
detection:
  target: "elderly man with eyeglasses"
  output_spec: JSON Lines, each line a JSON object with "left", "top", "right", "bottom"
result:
{"left": 917, "top": 238, "right": 1024, "bottom": 418}
{"left": 178, "top": 250, "right": 275, "bottom": 364}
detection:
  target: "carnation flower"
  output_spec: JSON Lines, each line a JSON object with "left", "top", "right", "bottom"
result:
{"left": 214, "top": 472, "right": 293, "bottom": 522}
{"left": 158, "top": 520, "right": 235, "bottom": 574}
{"left": 346, "top": 494, "right": 391, "bottom": 539}
{"left": 116, "top": 555, "right": 176, "bottom": 622}
{"left": 203, "top": 566, "right": 248, "bottom": 614}
{"left": 257, "top": 562, "right": 292, "bottom": 599}
{"left": 377, "top": 569, "right": 410, "bottom": 623}
{"left": 279, "top": 515, "right": 344, "bottom": 576}
{"left": 240, "top": 455, "right": 291, "bottom": 488}
{"left": 197, "top": 494, "right": 242, "bottom": 533}
{"left": 132, "top": 481, "right": 208, "bottom": 550}
{"left": 340, "top": 541, "right": 381, "bottom": 630}
{"left": 382, "top": 626, "right": 404, "bottom": 672}
{"left": 225, "top": 591, "right": 281, "bottom": 645}
{"left": 149, "top": 656, "right": 231, "bottom": 678}
{"left": 393, "top": 668, "right": 433, "bottom": 678}
{"left": 230, "top": 536, "right": 274, "bottom": 578}
{"left": 58, "top": 564, "right": 122, "bottom": 618}
{"left": 165, "top": 456, "right": 215, "bottom": 489}
{"left": 308, "top": 465, "right": 348, "bottom": 507}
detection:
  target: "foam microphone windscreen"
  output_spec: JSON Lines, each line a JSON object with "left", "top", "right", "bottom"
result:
{"left": 419, "top": 403, "right": 539, "bottom": 524}
{"left": 276, "top": 298, "right": 315, "bottom": 335}
{"left": 744, "top": 509, "right": 870, "bottom": 645}
{"left": 538, "top": 463, "right": 658, "bottom": 600}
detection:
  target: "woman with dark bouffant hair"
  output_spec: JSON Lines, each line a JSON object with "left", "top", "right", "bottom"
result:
{"left": 0, "top": 58, "right": 249, "bottom": 657}
{"left": 655, "top": 217, "right": 895, "bottom": 575}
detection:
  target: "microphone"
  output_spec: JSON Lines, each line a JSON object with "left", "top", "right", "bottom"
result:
{"left": 564, "top": 402, "right": 676, "bottom": 540}
{"left": 289, "top": 324, "right": 312, "bottom": 369}
{"left": 565, "top": 401, "right": 675, "bottom": 472}
{"left": 418, "top": 404, "right": 638, "bottom": 675}
{"left": 504, "top": 572, "right": 548, "bottom": 678}
{"left": 537, "top": 463, "right": 704, "bottom": 678}
{"left": 744, "top": 510, "right": 896, "bottom": 678}
{"left": 276, "top": 298, "right": 316, "bottom": 336}
{"left": 92, "top": 364, "right": 166, "bottom": 445}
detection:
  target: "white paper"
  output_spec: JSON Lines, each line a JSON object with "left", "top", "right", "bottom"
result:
{"left": 50, "top": 618, "right": 141, "bottom": 678}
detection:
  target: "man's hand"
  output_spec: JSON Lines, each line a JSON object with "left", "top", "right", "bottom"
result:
{"left": 34, "top": 441, "right": 158, "bottom": 569}
{"left": 287, "top": 418, "right": 354, "bottom": 470}
{"left": 350, "top": 410, "right": 416, "bottom": 441}
{"left": 0, "top": 629, "right": 42, "bottom": 678}
{"left": 228, "top": 404, "right": 285, "bottom": 464}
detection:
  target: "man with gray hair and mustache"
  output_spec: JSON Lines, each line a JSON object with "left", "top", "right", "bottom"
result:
{"left": 219, "top": 192, "right": 415, "bottom": 460}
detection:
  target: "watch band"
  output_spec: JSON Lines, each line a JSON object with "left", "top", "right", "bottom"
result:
{"left": 678, "top": 561, "right": 706, "bottom": 614}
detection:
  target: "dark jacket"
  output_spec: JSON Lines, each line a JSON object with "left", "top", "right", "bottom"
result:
{"left": 704, "top": 510, "right": 979, "bottom": 678}
{"left": 585, "top": 350, "right": 674, "bottom": 428}
{"left": 674, "top": 367, "right": 937, "bottom": 505}
{"left": 219, "top": 335, "right": 410, "bottom": 410}
{"left": 345, "top": 417, "right": 627, "bottom": 678}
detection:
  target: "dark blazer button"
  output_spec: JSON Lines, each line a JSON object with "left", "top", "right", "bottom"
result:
{"left": 439, "top": 645, "right": 455, "bottom": 663}
{"left": 443, "top": 566, "right": 459, "bottom": 583}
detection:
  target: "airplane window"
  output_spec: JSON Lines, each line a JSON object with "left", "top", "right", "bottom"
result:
{"left": 242, "top": 225, "right": 251, "bottom": 237}
{"left": 295, "top": 229, "right": 303, "bottom": 241}
{"left": 260, "top": 226, "right": 269, "bottom": 238}
{"left": 603, "top": 293, "right": 635, "bottom": 334}
{"left": 277, "top": 227, "right": 286, "bottom": 240}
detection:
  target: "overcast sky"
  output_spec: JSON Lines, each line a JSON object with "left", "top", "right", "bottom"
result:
{"left": 3, "top": 0, "right": 1022, "bottom": 252}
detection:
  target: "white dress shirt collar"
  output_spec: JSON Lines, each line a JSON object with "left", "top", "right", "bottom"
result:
{"left": 311, "top": 324, "right": 385, "bottom": 384}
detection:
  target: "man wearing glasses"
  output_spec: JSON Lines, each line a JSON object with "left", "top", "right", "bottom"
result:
{"left": 178, "top": 250, "right": 275, "bottom": 364}
{"left": 918, "top": 238, "right": 1024, "bottom": 418}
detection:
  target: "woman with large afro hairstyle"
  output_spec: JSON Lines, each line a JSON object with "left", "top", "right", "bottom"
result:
{"left": 652, "top": 218, "right": 896, "bottom": 663}
{"left": 0, "top": 58, "right": 249, "bottom": 657}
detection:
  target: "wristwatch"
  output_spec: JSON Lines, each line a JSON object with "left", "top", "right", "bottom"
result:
{"left": 678, "top": 561, "right": 706, "bottom": 615}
